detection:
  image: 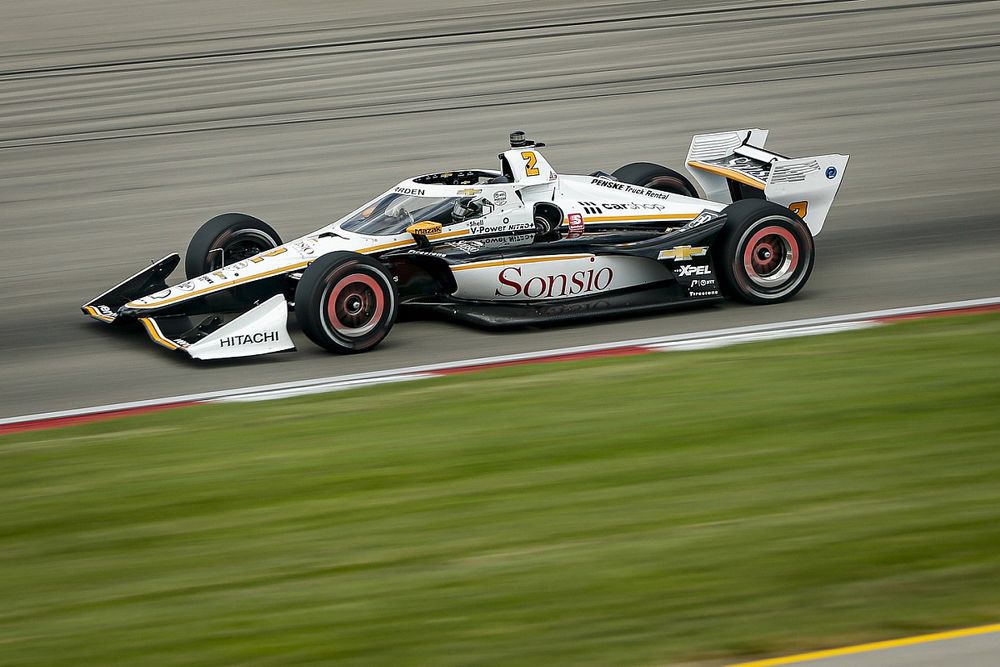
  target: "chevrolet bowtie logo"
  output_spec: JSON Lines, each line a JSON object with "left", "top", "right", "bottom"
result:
{"left": 658, "top": 245, "right": 708, "bottom": 262}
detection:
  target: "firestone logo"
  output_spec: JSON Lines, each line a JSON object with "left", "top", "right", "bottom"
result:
{"left": 495, "top": 266, "right": 614, "bottom": 298}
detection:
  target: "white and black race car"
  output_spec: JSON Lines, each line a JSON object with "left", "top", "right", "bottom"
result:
{"left": 82, "top": 129, "right": 848, "bottom": 360}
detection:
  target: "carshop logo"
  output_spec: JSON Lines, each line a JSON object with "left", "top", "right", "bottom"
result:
{"left": 495, "top": 266, "right": 614, "bottom": 298}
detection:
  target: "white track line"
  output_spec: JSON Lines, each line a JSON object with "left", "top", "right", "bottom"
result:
{"left": 651, "top": 321, "right": 878, "bottom": 351}
{"left": 2, "top": 296, "right": 998, "bottom": 427}
{"left": 214, "top": 373, "right": 438, "bottom": 403}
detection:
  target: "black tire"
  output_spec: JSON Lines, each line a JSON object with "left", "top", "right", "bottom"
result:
{"left": 294, "top": 252, "right": 399, "bottom": 353}
{"left": 714, "top": 200, "right": 815, "bottom": 304}
{"left": 611, "top": 162, "right": 699, "bottom": 197}
{"left": 185, "top": 213, "right": 282, "bottom": 279}
{"left": 533, "top": 203, "right": 563, "bottom": 238}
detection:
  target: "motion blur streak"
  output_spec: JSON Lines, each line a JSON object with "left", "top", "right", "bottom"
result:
{"left": 1, "top": 0, "right": 999, "bottom": 418}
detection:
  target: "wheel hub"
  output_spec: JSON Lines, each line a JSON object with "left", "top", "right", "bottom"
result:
{"left": 742, "top": 224, "right": 800, "bottom": 288}
{"left": 345, "top": 295, "right": 364, "bottom": 316}
{"left": 326, "top": 273, "right": 385, "bottom": 337}
{"left": 752, "top": 239, "right": 782, "bottom": 275}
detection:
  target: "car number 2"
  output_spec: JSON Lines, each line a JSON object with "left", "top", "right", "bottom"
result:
{"left": 521, "top": 151, "right": 540, "bottom": 177}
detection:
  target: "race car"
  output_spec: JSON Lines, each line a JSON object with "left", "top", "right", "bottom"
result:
{"left": 82, "top": 129, "right": 848, "bottom": 360}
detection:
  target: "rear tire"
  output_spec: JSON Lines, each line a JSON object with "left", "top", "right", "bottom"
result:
{"left": 612, "top": 162, "right": 699, "bottom": 197}
{"left": 295, "top": 252, "right": 399, "bottom": 353}
{"left": 714, "top": 200, "right": 815, "bottom": 304}
{"left": 185, "top": 213, "right": 282, "bottom": 279}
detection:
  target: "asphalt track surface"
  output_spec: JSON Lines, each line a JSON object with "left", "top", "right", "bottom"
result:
{"left": 731, "top": 624, "right": 1000, "bottom": 666}
{"left": 3, "top": 0, "right": 1000, "bottom": 423}
{"left": 1, "top": 1, "right": 999, "bottom": 663}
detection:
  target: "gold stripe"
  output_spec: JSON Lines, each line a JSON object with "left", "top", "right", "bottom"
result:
{"left": 727, "top": 622, "right": 1000, "bottom": 666}
{"left": 129, "top": 231, "right": 470, "bottom": 309}
{"left": 358, "top": 239, "right": 413, "bottom": 255}
{"left": 359, "top": 229, "right": 470, "bottom": 256}
{"left": 139, "top": 318, "right": 178, "bottom": 351}
{"left": 581, "top": 214, "right": 697, "bottom": 223}
{"left": 429, "top": 229, "right": 471, "bottom": 241}
{"left": 452, "top": 254, "right": 592, "bottom": 272}
{"left": 127, "top": 261, "right": 311, "bottom": 309}
{"left": 83, "top": 305, "right": 115, "bottom": 323}
{"left": 687, "top": 160, "right": 766, "bottom": 190}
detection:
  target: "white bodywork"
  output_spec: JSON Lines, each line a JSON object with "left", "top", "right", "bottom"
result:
{"left": 172, "top": 295, "right": 295, "bottom": 360}
{"left": 453, "top": 254, "right": 674, "bottom": 302}
{"left": 88, "top": 131, "right": 848, "bottom": 359}
{"left": 122, "top": 152, "right": 719, "bottom": 315}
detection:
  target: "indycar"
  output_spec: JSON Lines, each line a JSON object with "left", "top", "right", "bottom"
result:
{"left": 82, "top": 129, "right": 848, "bottom": 360}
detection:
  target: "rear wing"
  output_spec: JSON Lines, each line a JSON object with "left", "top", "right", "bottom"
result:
{"left": 685, "top": 129, "right": 848, "bottom": 234}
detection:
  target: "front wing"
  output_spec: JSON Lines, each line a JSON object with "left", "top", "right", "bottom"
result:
{"left": 136, "top": 295, "right": 294, "bottom": 360}
{"left": 82, "top": 255, "right": 295, "bottom": 360}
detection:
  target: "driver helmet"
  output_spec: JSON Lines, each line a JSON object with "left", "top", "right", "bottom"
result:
{"left": 451, "top": 197, "right": 484, "bottom": 222}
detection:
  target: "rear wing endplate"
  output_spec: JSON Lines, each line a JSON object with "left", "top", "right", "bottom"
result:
{"left": 685, "top": 129, "right": 849, "bottom": 235}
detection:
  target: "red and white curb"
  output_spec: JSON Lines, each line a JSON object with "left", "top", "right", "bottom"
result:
{"left": 3, "top": 297, "right": 999, "bottom": 435}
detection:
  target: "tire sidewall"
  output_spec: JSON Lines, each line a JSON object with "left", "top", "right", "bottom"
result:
{"left": 185, "top": 213, "right": 281, "bottom": 279}
{"left": 716, "top": 201, "right": 815, "bottom": 304}
{"left": 611, "top": 162, "right": 700, "bottom": 197}
{"left": 296, "top": 252, "right": 398, "bottom": 353}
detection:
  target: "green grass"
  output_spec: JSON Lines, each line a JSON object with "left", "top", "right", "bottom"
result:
{"left": 2, "top": 314, "right": 999, "bottom": 666}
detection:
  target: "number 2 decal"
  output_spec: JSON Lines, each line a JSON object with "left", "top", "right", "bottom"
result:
{"left": 521, "top": 151, "right": 540, "bottom": 177}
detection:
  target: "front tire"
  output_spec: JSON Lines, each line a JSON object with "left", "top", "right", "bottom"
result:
{"left": 295, "top": 252, "right": 399, "bottom": 353}
{"left": 185, "top": 213, "right": 282, "bottom": 279}
{"left": 714, "top": 200, "right": 815, "bottom": 304}
{"left": 612, "top": 162, "right": 699, "bottom": 197}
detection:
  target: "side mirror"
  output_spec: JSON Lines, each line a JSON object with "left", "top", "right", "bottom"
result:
{"left": 406, "top": 221, "right": 443, "bottom": 249}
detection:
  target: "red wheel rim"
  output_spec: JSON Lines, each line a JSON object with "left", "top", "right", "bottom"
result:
{"left": 742, "top": 225, "right": 799, "bottom": 287}
{"left": 326, "top": 273, "right": 384, "bottom": 337}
